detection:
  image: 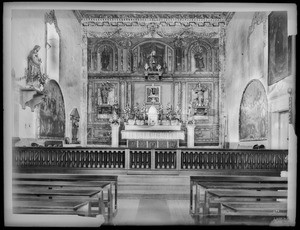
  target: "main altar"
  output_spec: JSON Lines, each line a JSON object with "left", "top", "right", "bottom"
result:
{"left": 121, "top": 98, "right": 185, "bottom": 148}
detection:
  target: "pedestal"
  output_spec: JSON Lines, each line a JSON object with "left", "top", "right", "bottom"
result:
{"left": 186, "top": 124, "right": 196, "bottom": 148}
{"left": 110, "top": 124, "right": 120, "bottom": 147}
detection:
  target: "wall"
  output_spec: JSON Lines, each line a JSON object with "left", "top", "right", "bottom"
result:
{"left": 11, "top": 10, "right": 82, "bottom": 143}
{"left": 225, "top": 12, "right": 295, "bottom": 149}
{"left": 55, "top": 10, "right": 82, "bottom": 141}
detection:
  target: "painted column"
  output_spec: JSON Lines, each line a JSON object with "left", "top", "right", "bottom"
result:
{"left": 218, "top": 24, "right": 226, "bottom": 148}
{"left": 80, "top": 26, "right": 88, "bottom": 146}
{"left": 186, "top": 124, "right": 196, "bottom": 148}
{"left": 111, "top": 124, "right": 120, "bottom": 147}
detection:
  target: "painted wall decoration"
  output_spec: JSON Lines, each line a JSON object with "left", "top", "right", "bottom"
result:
{"left": 39, "top": 79, "right": 65, "bottom": 138}
{"left": 145, "top": 85, "right": 161, "bottom": 104}
{"left": 239, "top": 80, "right": 268, "bottom": 141}
{"left": 268, "top": 11, "right": 288, "bottom": 85}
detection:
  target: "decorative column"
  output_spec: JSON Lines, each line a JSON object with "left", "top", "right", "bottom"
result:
{"left": 186, "top": 124, "right": 196, "bottom": 148}
{"left": 80, "top": 26, "right": 88, "bottom": 146}
{"left": 287, "top": 88, "right": 297, "bottom": 225}
{"left": 110, "top": 124, "right": 120, "bottom": 147}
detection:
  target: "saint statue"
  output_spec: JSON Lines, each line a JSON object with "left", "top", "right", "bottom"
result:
{"left": 101, "top": 46, "right": 110, "bottom": 71}
{"left": 148, "top": 50, "right": 157, "bottom": 71}
{"left": 26, "top": 45, "right": 47, "bottom": 90}
{"left": 194, "top": 50, "right": 205, "bottom": 72}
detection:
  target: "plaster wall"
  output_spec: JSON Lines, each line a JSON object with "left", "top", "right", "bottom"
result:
{"left": 224, "top": 12, "right": 268, "bottom": 148}
{"left": 11, "top": 10, "right": 82, "bottom": 141}
{"left": 11, "top": 10, "right": 48, "bottom": 139}
{"left": 225, "top": 12, "right": 295, "bottom": 149}
{"left": 55, "top": 10, "right": 82, "bottom": 141}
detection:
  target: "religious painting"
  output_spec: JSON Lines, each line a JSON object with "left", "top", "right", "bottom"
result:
{"left": 145, "top": 85, "right": 161, "bottom": 104}
{"left": 39, "top": 80, "right": 65, "bottom": 138}
{"left": 268, "top": 11, "right": 288, "bottom": 85}
{"left": 239, "top": 80, "right": 268, "bottom": 141}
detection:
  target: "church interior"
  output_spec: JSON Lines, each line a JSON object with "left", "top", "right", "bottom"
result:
{"left": 4, "top": 3, "right": 298, "bottom": 227}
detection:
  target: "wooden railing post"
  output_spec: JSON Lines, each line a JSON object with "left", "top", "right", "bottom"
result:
{"left": 176, "top": 149, "right": 181, "bottom": 170}
{"left": 151, "top": 149, "right": 155, "bottom": 170}
{"left": 125, "top": 149, "right": 130, "bottom": 169}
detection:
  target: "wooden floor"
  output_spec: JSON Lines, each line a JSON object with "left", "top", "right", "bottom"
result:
{"left": 112, "top": 175, "right": 194, "bottom": 225}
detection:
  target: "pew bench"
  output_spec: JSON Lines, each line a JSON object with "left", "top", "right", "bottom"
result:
{"left": 13, "top": 173, "right": 118, "bottom": 223}
{"left": 200, "top": 189, "right": 287, "bottom": 224}
{"left": 220, "top": 202, "right": 287, "bottom": 225}
{"left": 190, "top": 175, "right": 287, "bottom": 215}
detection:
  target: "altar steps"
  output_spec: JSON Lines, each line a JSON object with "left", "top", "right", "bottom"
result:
{"left": 117, "top": 175, "right": 190, "bottom": 199}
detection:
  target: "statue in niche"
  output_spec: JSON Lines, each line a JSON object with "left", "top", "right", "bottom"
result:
{"left": 26, "top": 45, "right": 48, "bottom": 91}
{"left": 194, "top": 49, "right": 205, "bottom": 72}
{"left": 100, "top": 81, "right": 113, "bottom": 104}
{"left": 158, "top": 103, "right": 164, "bottom": 125}
{"left": 112, "top": 100, "right": 119, "bottom": 116}
{"left": 101, "top": 45, "right": 110, "bottom": 71}
{"left": 148, "top": 50, "right": 157, "bottom": 71}
{"left": 192, "top": 83, "right": 209, "bottom": 116}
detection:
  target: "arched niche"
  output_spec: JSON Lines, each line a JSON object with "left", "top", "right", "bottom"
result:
{"left": 37, "top": 79, "right": 65, "bottom": 139}
{"left": 89, "top": 40, "right": 118, "bottom": 72}
{"left": 131, "top": 40, "right": 174, "bottom": 73}
{"left": 239, "top": 79, "right": 268, "bottom": 141}
{"left": 187, "top": 40, "right": 213, "bottom": 73}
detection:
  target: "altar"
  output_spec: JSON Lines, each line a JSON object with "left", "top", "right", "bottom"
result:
{"left": 121, "top": 124, "right": 184, "bottom": 148}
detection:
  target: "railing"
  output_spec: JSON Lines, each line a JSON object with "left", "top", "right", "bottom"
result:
{"left": 13, "top": 147, "right": 288, "bottom": 173}
{"left": 130, "top": 150, "right": 151, "bottom": 169}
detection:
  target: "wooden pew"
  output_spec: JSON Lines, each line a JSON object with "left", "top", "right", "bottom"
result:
{"left": 190, "top": 175, "right": 287, "bottom": 215}
{"left": 220, "top": 202, "right": 287, "bottom": 225}
{"left": 13, "top": 173, "right": 118, "bottom": 223}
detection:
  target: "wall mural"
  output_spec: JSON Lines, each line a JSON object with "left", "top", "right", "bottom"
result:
{"left": 268, "top": 11, "right": 288, "bottom": 85}
{"left": 239, "top": 80, "right": 268, "bottom": 141}
{"left": 39, "top": 80, "right": 65, "bottom": 138}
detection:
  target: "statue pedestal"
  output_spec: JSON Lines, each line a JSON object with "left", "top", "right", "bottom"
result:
{"left": 20, "top": 87, "right": 45, "bottom": 112}
{"left": 111, "top": 124, "right": 120, "bottom": 147}
{"left": 186, "top": 124, "right": 196, "bottom": 148}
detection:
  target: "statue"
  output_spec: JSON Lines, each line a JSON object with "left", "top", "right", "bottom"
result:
{"left": 26, "top": 45, "right": 48, "bottom": 91}
{"left": 158, "top": 103, "right": 164, "bottom": 125}
{"left": 194, "top": 48, "right": 205, "bottom": 72}
{"left": 100, "top": 81, "right": 113, "bottom": 104}
{"left": 113, "top": 100, "right": 119, "bottom": 116}
{"left": 175, "top": 104, "right": 182, "bottom": 122}
{"left": 71, "top": 119, "right": 79, "bottom": 143}
{"left": 101, "top": 46, "right": 110, "bottom": 71}
{"left": 133, "top": 103, "right": 140, "bottom": 125}
{"left": 148, "top": 50, "right": 157, "bottom": 71}
{"left": 194, "top": 83, "right": 207, "bottom": 106}
{"left": 70, "top": 108, "right": 80, "bottom": 144}
{"left": 123, "top": 103, "right": 131, "bottom": 124}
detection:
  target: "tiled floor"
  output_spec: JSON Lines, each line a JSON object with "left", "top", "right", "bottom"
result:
{"left": 112, "top": 198, "right": 194, "bottom": 226}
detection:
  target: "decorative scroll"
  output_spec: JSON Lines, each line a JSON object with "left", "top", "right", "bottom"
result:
{"left": 239, "top": 80, "right": 268, "bottom": 141}
{"left": 268, "top": 11, "right": 288, "bottom": 85}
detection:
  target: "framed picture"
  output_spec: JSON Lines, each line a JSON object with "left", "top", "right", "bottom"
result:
{"left": 268, "top": 11, "right": 288, "bottom": 85}
{"left": 145, "top": 85, "right": 161, "bottom": 104}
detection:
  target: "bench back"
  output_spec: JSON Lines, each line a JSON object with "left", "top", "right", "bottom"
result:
{"left": 190, "top": 175, "right": 287, "bottom": 183}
